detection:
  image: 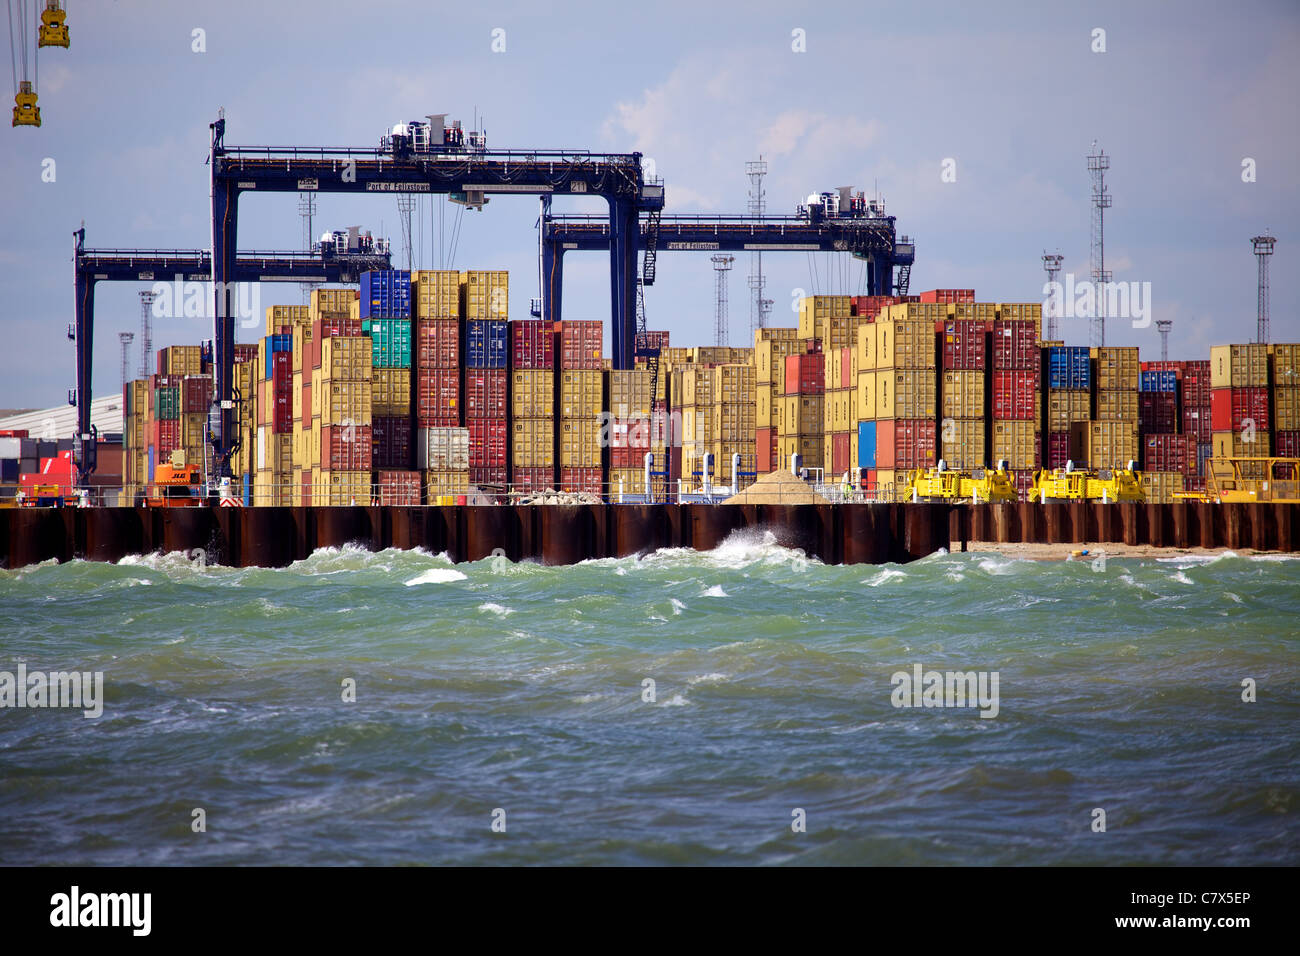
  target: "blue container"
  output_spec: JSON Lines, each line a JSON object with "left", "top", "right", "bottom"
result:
{"left": 0, "top": 458, "right": 17, "bottom": 483}
{"left": 147, "top": 447, "right": 155, "bottom": 485}
{"left": 1197, "top": 442, "right": 1213, "bottom": 475}
{"left": 465, "top": 320, "right": 509, "bottom": 369}
{"left": 857, "top": 420, "right": 877, "bottom": 469}
{"left": 1047, "top": 346, "right": 1091, "bottom": 390}
{"left": 360, "top": 270, "right": 412, "bottom": 319}
{"left": 264, "top": 334, "right": 292, "bottom": 378}
{"left": 1139, "top": 370, "right": 1178, "bottom": 393}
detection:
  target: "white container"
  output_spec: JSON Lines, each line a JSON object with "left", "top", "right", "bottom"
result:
{"left": 0, "top": 437, "right": 20, "bottom": 459}
{"left": 417, "top": 427, "right": 469, "bottom": 471}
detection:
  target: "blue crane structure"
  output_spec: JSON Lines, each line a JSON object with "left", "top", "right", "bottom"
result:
{"left": 70, "top": 227, "right": 391, "bottom": 484}
{"left": 538, "top": 204, "right": 916, "bottom": 324}
{"left": 207, "top": 113, "right": 664, "bottom": 477}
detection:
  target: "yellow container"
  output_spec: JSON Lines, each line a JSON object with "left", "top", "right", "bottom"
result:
{"left": 315, "top": 381, "right": 372, "bottom": 426}
{"left": 608, "top": 369, "right": 653, "bottom": 419}
{"left": 995, "top": 302, "right": 1043, "bottom": 325}
{"left": 1212, "top": 430, "right": 1271, "bottom": 459}
{"left": 1096, "top": 388, "right": 1138, "bottom": 421}
{"left": 558, "top": 418, "right": 601, "bottom": 467}
{"left": 876, "top": 318, "right": 936, "bottom": 370}
{"left": 1080, "top": 420, "right": 1139, "bottom": 471}
{"left": 681, "top": 406, "right": 712, "bottom": 446}
{"left": 511, "top": 370, "right": 555, "bottom": 419}
{"left": 412, "top": 270, "right": 461, "bottom": 319}
{"left": 511, "top": 418, "right": 555, "bottom": 467}
{"left": 671, "top": 366, "right": 713, "bottom": 409}
{"left": 559, "top": 370, "right": 602, "bottom": 418}
{"left": 310, "top": 288, "right": 357, "bottom": 317}
{"left": 756, "top": 337, "right": 800, "bottom": 388}
{"left": 372, "top": 367, "right": 411, "bottom": 416}
{"left": 949, "top": 302, "right": 997, "bottom": 322}
{"left": 1272, "top": 344, "right": 1300, "bottom": 387}
{"left": 1047, "top": 389, "right": 1091, "bottom": 433}
{"left": 941, "top": 370, "right": 985, "bottom": 421}
{"left": 460, "top": 270, "right": 509, "bottom": 320}
{"left": 266, "top": 305, "right": 309, "bottom": 336}
{"left": 319, "top": 336, "right": 373, "bottom": 382}
{"left": 777, "top": 436, "right": 824, "bottom": 469}
{"left": 158, "top": 345, "right": 203, "bottom": 376}
{"left": 1095, "top": 347, "right": 1140, "bottom": 391}
{"left": 712, "top": 402, "right": 756, "bottom": 443}
{"left": 779, "top": 395, "right": 823, "bottom": 436}
{"left": 882, "top": 302, "right": 947, "bottom": 323}
{"left": 1209, "top": 344, "right": 1269, "bottom": 388}
{"left": 1274, "top": 386, "right": 1300, "bottom": 431}
{"left": 426, "top": 471, "right": 470, "bottom": 498}
{"left": 713, "top": 363, "right": 755, "bottom": 404}
{"left": 992, "top": 420, "right": 1039, "bottom": 469}
{"left": 941, "top": 419, "right": 986, "bottom": 471}
{"left": 856, "top": 371, "right": 876, "bottom": 421}
{"left": 756, "top": 383, "right": 781, "bottom": 430}
{"left": 1142, "top": 472, "right": 1185, "bottom": 504}
{"left": 876, "top": 368, "right": 937, "bottom": 420}
{"left": 609, "top": 467, "right": 646, "bottom": 495}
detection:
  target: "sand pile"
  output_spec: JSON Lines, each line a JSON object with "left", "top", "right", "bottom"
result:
{"left": 723, "top": 469, "right": 829, "bottom": 505}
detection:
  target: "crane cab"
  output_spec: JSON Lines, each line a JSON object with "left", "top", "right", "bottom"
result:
{"left": 12, "top": 81, "right": 39, "bottom": 127}
{"left": 38, "top": 1, "right": 70, "bottom": 48}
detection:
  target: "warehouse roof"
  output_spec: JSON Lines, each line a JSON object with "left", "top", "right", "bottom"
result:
{"left": 0, "top": 396, "right": 124, "bottom": 439}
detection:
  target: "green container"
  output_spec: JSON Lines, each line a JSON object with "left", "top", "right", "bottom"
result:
{"left": 155, "top": 386, "right": 180, "bottom": 421}
{"left": 369, "top": 318, "right": 412, "bottom": 368}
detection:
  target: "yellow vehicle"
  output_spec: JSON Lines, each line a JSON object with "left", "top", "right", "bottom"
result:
{"left": 146, "top": 451, "right": 206, "bottom": 507}
{"left": 1031, "top": 461, "right": 1146, "bottom": 502}
{"left": 1203, "top": 457, "right": 1300, "bottom": 504}
{"left": 905, "top": 460, "right": 1019, "bottom": 503}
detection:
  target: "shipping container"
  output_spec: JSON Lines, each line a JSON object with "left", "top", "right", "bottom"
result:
{"left": 849, "top": 295, "right": 901, "bottom": 318}
{"left": 374, "top": 469, "right": 422, "bottom": 506}
{"left": 876, "top": 368, "right": 937, "bottom": 420}
{"left": 1044, "top": 432, "right": 1071, "bottom": 470}
{"left": 948, "top": 302, "right": 998, "bottom": 322}
{"left": 757, "top": 383, "right": 781, "bottom": 430}
{"left": 314, "top": 381, "right": 371, "bottom": 427}
{"left": 157, "top": 345, "right": 203, "bottom": 377}
{"left": 511, "top": 369, "right": 555, "bottom": 420}
{"left": 1275, "top": 386, "right": 1300, "bottom": 431}
{"left": 465, "top": 319, "right": 509, "bottom": 369}
{"left": 1138, "top": 392, "right": 1178, "bottom": 433}
{"left": 181, "top": 375, "right": 213, "bottom": 414}
{"left": 318, "top": 336, "right": 373, "bottom": 382}
{"left": 1209, "top": 344, "right": 1269, "bottom": 388}
{"left": 513, "top": 466, "right": 555, "bottom": 493}
{"left": 857, "top": 420, "right": 877, "bottom": 469}
{"left": 469, "top": 466, "right": 508, "bottom": 487}
{"left": 367, "top": 318, "right": 413, "bottom": 368}
{"left": 510, "top": 320, "right": 555, "bottom": 369}
{"left": 511, "top": 418, "right": 556, "bottom": 468}
{"left": 465, "top": 369, "right": 508, "bottom": 419}
{"left": 425, "top": 471, "right": 470, "bottom": 499}
{"left": 713, "top": 363, "right": 756, "bottom": 404}
{"left": 941, "top": 320, "right": 986, "bottom": 370}
{"left": 779, "top": 394, "right": 824, "bottom": 436}
{"left": 1275, "top": 430, "right": 1300, "bottom": 458}
{"left": 468, "top": 418, "right": 508, "bottom": 468}
{"left": 673, "top": 366, "right": 714, "bottom": 408}
{"left": 1096, "top": 389, "right": 1139, "bottom": 422}
{"left": 1142, "top": 472, "right": 1185, "bottom": 504}
{"left": 1210, "top": 387, "right": 1269, "bottom": 433}
{"left": 412, "top": 270, "right": 460, "bottom": 319}
{"left": 919, "top": 289, "right": 975, "bottom": 304}
{"left": 776, "top": 436, "right": 824, "bottom": 472}
{"left": 939, "top": 419, "right": 986, "bottom": 471}
{"left": 555, "top": 320, "right": 603, "bottom": 369}
{"left": 1072, "top": 421, "right": 1139, "bottom": 471}
{"left": 1181, "top": 405, "right": 1213, "bottom": 443}
{"left": 1139, "top": 370, "right": 1179, "bottom": 393}
{"left": 417, "top": 427, "right": 469, "bottom": 471}
{"left": 360, "top": 270, "right": 412, "bottom": 319}
{"left": 460, "top": 270, "right": 509, "bottom": 320}
{"left": 712, "top": 401, "right": 756, "bottom": 443}
{"left": 1142, "top": 434, "right": 1192, "bottom": 475}
{"left": 371, "top": 367, "right": 412, "bottom": 417}
{"left": 608, "top": 369, "right": 653, "bottom": 418}
{"left": 1047, "top": 346, "right": 1091, "bottom": 390}
{"left": 558, "top": 466, "right": 602, "bottom": 496}
{"left": 882, "top": 302, "right": 949, "bottom": 323}
{"left": 1272, "top": 344, "right": 1300, "bottom": 387}
{"left": 415, "top": 319, "right": 460, "bottom": 369}
{"left": 992, "top": 370, "right": 1036, "bottom": 420}
{"left": 560, "top": 370, "right": 603, "bottom": 419}
{"left": 756, "top": 336, "right": 800, "bottom": 387}
{"left": 415, "top": 369, "right": 460, "bottom": 427}
{"left": 874, "top": 419, "right": 937, "bottom": 470}
{"left": 783, "top": 353, "right": 825, "bottom": 394}
{"left": 371, "top": 415, "right": 413, "bottom": 470}
{"left": 1045, "top": 389, "right": 1090, "bottom": 433}
{"left": 1181, "top": 360, "right": 1213, "bottom": 407}
{"left": 318, "top": 424, "right": 373, "bottom": 472}
{"left": 1095, "top": 347, "right": 1140, "bottom": 391}
{"left": 875, "top": 317, "right": 936, "bottom": 369}
{"left": 995, "top": 303, "right": 1043, "bottom": 324}
{"left": 855, "top": 372, "right": 876, "bottom": 421}
{"left": 609, "top": 467, "right": 647, "bottom": 496}
{"left": 310, "top": 288, "right": 359, "bottom": 317}
{"left": 756, "top": 427, "right": 778, "bottom": 473}
{"left": 991, "top": 319, "right": 1039, "bottom": 370}
{"left": 154, "top": 385, "right": 180, "bottom": 421}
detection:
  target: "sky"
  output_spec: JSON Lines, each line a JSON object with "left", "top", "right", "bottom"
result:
{"left": 1, "top": 0, "right": 1296, "bottom": 409}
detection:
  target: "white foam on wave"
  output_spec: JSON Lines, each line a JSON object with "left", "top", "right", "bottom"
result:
{"left": 404, "top": 568, "right": 467, "bottom": 586}
{"left": 1170, "top": 570, "right": 1194, "bottom": 585}
{"left": 1224, "top": 591, "right": 1243, "bottom": 604}
{"left": 864, "top": 568, "right": 906, "bottom": 587}
{"left": 976, "top": 556, "right": 1019, "bottom": 575}
{"left": 702, "top": 585, "right": 728, "bottom": 598}
{"left": 478, "top": 602, "right": 513, "bottom": 616}
{"left": 687, "top": 673, "right": 728, "bottom": 685}
{"left": 659, "top": 694, "right": 690, "bottom": 707}
{"left": 669, "top": 598, "right": 686, "bottom": 615}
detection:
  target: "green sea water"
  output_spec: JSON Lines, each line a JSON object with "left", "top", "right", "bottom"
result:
{"left": 1, "top": 531, "right": 1296, "bottom": 865}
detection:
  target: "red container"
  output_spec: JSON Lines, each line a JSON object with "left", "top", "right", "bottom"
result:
{"left": 1210, "top": 387, "right": 1269, "bottom": 433}
{"left": 637, "top": 330, "right": 670, "bottom": 351}
{"left": 756, "top": 427, "right": 777, "bottom": 472}
{"left": 375, "top": 469, "right": 421, "bottom": 506}
{"left": 1139, "top": 392, "right": 1178, "bottom": 434}
{"left": 416, "top": 369, "right": 460, "bottom": 426}
{"left": 992, "top": 370, "right": 1037, "bottom": 420}
{"left": 510, "top": 320, "right": 555, "bottom": 369}
{"left": 468, "top": 418, "right": 507, "bottom": 467}
{"left": 152, "top": 418, "right": 180, "bottom": 455}
{"left": 1013, "top": 472, "right": 1034, "bottom": 501}
{"left": 513, "top": 466, "right": 555, "bottom": 493}
{"left": 1044, "top": 432, "right": 1071, "bottom": 469}
{"left": 837, "top": 347, "right": 851, "bottom": 389}
{"left": 465, "top": 369, "right": 508, "bottom": 419}
{"left": 1183, "top": 475, "right": 1205, "bottom": 493}
{"left": 555, "top": 320, "right": 603, "bottom": 370}
{"left": 875, "top": 419, "right": 937, "bottom": 469}
{"left": 415, "top": 319, "right": 460, "bottom": 369}
{"left": 1181, "top": 361, "right": 1212, "bottom": 408}
{"left": 1181, "top": 405, "right": 1212, "bottom": 443}
{"left": 1142, "top": 434, "right": 1190, "bottom": 474}
{"left": 992, "top": 319, "right": 1039, "bottom": 371}
{"left": 942, "top": 320, "right": 987, "bottom": 370}
{"left": 470, "top": 466, "right": 508, "bottom": 486}
{"left": 300, "top": 381, "right": 312, "bottom": 428}
{"left": 0, "top": 429, "right": 27, "bottom": 438}
{"left": 920, "top": 289, "right": 975, "bottom": 304}
{"left": 1141, "top": 360, "right": 1185, "bottom": 377}
{"left": 1276, "top": 431, "right": 1300, "bottom": 457}
{"left": 272, "top": 353, "right": 292, "bottom": 433}
{"left": 372, "top": 415, "right": 413, "bottom": 469}
{"left": 611, "top": 446, "right": 654, "bottom": 469}
{"left": 181, "top": 375, "right": 213, "bottom": 413}
{"left": 559, "top": 466, "right": 602, "bottom": 496}
{"left": 320, "top": 424, "right": 372, "bottom": 471}
{"left": 850, "top": 295, "right": 900, "bottom": 318}
{"left": 784, "top": 353, "right": 825, "bottom": 395}
{"left": 832, "top": 432, "right": 851, "bottom": 474}
{"left": 233, "top": 344, "right": 259, "bottom": 365}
